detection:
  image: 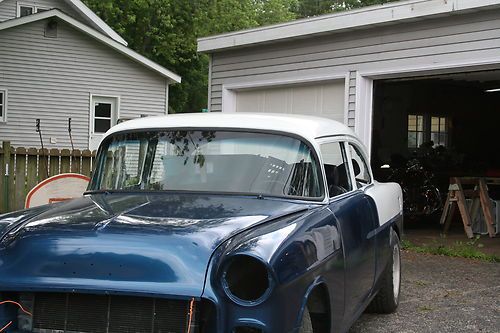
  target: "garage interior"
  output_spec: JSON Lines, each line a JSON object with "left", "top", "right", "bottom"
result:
{"left": 371, "top": 70, "right": 500, "bottom": 238}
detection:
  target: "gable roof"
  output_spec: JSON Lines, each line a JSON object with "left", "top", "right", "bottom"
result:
{"left": 0, "top": 0, "right": 127, "bottom": 45}
{"left": 64, "top": 0, "right": 127, "bottom": 45}
{"left": 0, "top": 9, "right": 181, "bottom": 83}
{"left": 198, "top": 0, "right": 500, "bottom": 52}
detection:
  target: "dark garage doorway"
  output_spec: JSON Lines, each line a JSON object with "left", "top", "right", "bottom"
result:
{"left": 371, "top": 70, "right": 500, "bottom": 228}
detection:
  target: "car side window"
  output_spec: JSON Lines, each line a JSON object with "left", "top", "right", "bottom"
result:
{"left": 348, "top": 143, "right": 372, "bottom": 187}
{"left": 320, "top": 141, "right": 352, "bottom": 198}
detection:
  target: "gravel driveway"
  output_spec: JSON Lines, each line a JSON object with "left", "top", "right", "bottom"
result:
{"left": 350, "top": 251, "right": 500, "bottom": 333}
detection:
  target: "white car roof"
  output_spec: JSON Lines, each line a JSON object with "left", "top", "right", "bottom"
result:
{"left": 104, "top": 113, "right": 355, "bottom": 143}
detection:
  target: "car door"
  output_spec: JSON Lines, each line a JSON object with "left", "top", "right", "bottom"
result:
{"left": 347, "top": 141, "right": 393, "bottom": 292}
{"left": 319, "top": 138, "right": 377, "bottom": 323}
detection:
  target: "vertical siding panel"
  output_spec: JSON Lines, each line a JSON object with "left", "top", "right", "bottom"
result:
{"left": 60, "top": 149, "right": 71, "bottom": 173}
{"left": 26, "top": 148, "right": 38, "bottom": 193}
{"left": 14, "top": 148, "right": 26, "bottom": 211}
{"left": 211, "top": 83, "right": 222, "bottom": 112}
{"left": 348, "top": 71, "right": 356, "bottom": 129}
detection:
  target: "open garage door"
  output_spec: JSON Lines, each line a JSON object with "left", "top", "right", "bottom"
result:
{"left": 372, "top": 70, "right": 500, "bottom": 177}
{"left": 372, "top": 69, "right": 500, "bottom": 233}
{"left": 234, "top": 80, "right": 346, "bottom": 123}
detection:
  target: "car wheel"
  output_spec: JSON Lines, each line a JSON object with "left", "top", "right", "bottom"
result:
{"left": 299, "top": 307, "right": 314, "bottom": 333}
{"left": 366, "top": 228, "right": 401, "bottom": 314}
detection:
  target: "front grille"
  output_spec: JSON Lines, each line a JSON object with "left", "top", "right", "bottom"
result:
{"left": 27, "top": 292, "right": 196, "bottom": 333}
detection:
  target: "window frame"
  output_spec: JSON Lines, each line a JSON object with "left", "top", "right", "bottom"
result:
{"left": 407, "top": 113, "right": 450, "bottom": 149}
{"left": 407, "top": 114, "right": 425, "bottom": 149}
{"left": 347, "top": 141, "right": 373, "bottom": 189}
{"left": 430, "top": 116, "right": 448, "bottom": 147}
{"left": 0, "top": 89, "right": 7, "bottom": 123}
{"left": 90, "top": 128, "right": 327, "bottom": 202}
{"left": 90, "top": 94, "right": 120, "bottom": 135}
{"left": 317, "top": 137, "right": 357, "bottom": 201}
{"left": 16, "top": 2, "right": 50, "bottom": 17}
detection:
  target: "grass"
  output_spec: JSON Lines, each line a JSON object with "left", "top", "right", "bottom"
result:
{"left": 401, "top": 237, "right": 500, "bottom": 263}
{"left": 418, "top": 305, "right": 434, "bottom": 312}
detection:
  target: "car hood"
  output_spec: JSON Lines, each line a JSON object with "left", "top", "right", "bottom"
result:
{"left": 0, "top": 193, "right": 311, "bottom": 298}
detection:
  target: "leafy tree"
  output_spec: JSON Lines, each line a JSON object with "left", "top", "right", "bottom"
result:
{"left": 83, "top": 0, "right": 398, "bottom": 113}
{"left": 294, "top": 0, "right": 399, "bottom": 18}
{"left": 84, "top": 0, "right": 297, "bottom": 113}
{"left": 295, "top": 0, "right": 335, "bottom": 17}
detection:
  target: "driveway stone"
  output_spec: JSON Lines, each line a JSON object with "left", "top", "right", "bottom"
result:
{"left": 350, "top": 251, "right": 500, "bottom": 332}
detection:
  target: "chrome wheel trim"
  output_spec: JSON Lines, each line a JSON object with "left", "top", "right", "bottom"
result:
{"left": 392, "top": 242, "right": 401, "bottom": 302}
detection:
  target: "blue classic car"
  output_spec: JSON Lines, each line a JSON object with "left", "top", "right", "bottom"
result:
{"left": 0, "top": 113, "right": 403, "bottom": 333}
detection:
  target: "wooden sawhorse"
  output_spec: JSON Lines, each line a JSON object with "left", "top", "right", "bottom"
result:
{"left": 440, "top": 177, "right": 496, "bottom": 238}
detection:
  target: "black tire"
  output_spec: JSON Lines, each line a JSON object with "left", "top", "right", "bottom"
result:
{"left": 366, "top": 229, "right": 401, "bottom": 314}
{"left": 299, "top": 307, "right": 314, "bottom": 333}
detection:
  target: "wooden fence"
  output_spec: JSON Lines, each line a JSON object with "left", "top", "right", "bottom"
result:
{"left": 0, "top": 141, "right": 96, "bottom": 213}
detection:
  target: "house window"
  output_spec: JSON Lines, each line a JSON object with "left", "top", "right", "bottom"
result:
{"left": 407, "top": 114, "right": 424, "bottom": 148}
{"left": 94, "top": 102, "right": 113, "bottom": 133}
{"left": 431, "top": 116, "right": 447, "bottom": 147}
{"left": 17, "top": 3, "right": 50, "bottom": 17}
{"left": 19, "top": 5, "right": 34, "bottom": 17}
{"left": 0, "top": 90, "right": 6, "bottom": 122}
{"left": 408, "top": 114, "right": 449, "bottom": 148}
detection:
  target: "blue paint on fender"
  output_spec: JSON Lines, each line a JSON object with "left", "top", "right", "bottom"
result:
{"left": 0, "top": 193, "right": 308, "bottom": 299}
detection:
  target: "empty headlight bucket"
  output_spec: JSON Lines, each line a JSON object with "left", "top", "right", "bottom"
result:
{"left": 221, "top": 255, "right": 273, "bottom": 306}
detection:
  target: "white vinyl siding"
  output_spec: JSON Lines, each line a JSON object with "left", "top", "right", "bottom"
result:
{"left": 208, "top": 9, "right": 500, "bottom": 129}
{"left": 234, "top": 81, "right": 345, "bottom": 123}
{"left": 0, "top": 18, "right": 168, "bottom": 149}
{"left": 0, "top": 0, "right": 80, "bottom": 22}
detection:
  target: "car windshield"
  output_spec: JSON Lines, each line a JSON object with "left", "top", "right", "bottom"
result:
{"left": 89, "top": 130, "right": 323, "bottom": 199}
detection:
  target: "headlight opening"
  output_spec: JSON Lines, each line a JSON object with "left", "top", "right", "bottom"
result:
{"left": 222, "top": 255, "right": 273, "bottom": 306}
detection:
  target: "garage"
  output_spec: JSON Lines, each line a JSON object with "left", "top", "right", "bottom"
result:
{"left": 234, "top": 80, "right": 346, "bottom": 123}
{"left": 372, "top": 69, "right": 500, "bottom": 179}
{"left": 199, "top": 0, "right": 500, "bottom": 235}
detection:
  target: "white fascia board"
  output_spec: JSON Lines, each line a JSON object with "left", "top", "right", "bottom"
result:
{"left": 0, "top": 10, "right": 181, "bottom": 83}
{"left": 66, "top": 0, "right": 128, "bottom": 46}
{"left": 198, "top": 0, "right": 500, "bottom": 52}
{"left": 0, "top": 0, "right": 128, "bottom": 45}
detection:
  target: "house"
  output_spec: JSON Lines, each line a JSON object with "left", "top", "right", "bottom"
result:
{"left": 198, "top": 0, "right": 500, "bottom": 176}
{"left": 0, "top": 0, "right": 181, "bottom": 150}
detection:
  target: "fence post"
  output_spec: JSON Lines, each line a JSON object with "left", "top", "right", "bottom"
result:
{"left": 3, "top": 141, "right": 10, "bottom": 212}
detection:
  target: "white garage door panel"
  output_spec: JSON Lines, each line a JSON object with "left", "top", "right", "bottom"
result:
{"left": 235, "top": 81, "right": 345, "bottom": 121}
